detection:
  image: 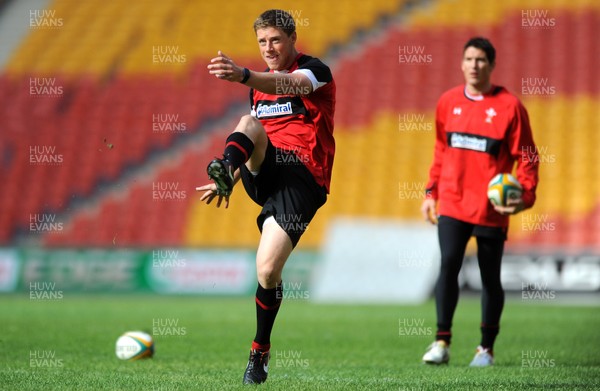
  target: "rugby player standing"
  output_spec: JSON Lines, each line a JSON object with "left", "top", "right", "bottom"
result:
{"left": 421, "top": 37, "right": 539, "bottom": 367}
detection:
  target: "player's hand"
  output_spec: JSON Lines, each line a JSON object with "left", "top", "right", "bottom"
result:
{"left": 207, "top": 51, "right": 244, "bottom": 82}
{"left": 196, "top": 183, "right": 230, "bottom": 209}
{"left": 420, "top": 198, "right": 438, "bottom": 225}
{"left": 493, "top": 198, "right": 524, "bottom": 215}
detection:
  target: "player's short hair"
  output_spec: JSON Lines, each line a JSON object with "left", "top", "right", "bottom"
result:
{"left": 463, "top": 37, "right": 496, "bottom": 64}
{"left": 253, "top": 9, "right": 296, "bottom": 36}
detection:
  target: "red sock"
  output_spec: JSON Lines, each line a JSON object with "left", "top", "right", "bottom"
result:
{"left": 251, "top": 341, "right": 271, "bottom": 352}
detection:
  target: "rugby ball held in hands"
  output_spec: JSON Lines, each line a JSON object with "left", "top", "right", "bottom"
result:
{"left": 487, "top": 173, "right": 522, "bottom": 207}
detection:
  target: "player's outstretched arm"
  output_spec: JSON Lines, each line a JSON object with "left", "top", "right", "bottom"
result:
{"left": 207, "top": 51, "right": 312, "bottom": 95}
{"left": 207, "top": 51, "right": 245, "bottom": 83}
{"left": 242, "top": 70, "right": 312, "bottom": 95}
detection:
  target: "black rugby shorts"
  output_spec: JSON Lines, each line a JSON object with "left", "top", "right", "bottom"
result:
{"left": 240, "top": 140, "right": 327, "bottom": 247}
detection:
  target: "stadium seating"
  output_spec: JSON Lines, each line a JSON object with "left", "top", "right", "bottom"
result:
{"left": 1, "top": 0, "right": 409, "bottom": 245}
{"left": 1, "top": 0, "right": 599, "bottom": 253}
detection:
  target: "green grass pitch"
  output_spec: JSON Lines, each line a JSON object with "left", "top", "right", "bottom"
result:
{"left": 1, "top": 295, "right": 598, "bottom": 390}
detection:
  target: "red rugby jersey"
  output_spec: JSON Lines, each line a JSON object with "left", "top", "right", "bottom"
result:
{"left": 250, "top": 53, "right": 336, "bottom": 192}
{"left": 425, "top": 85, "right": 539, "bottom": 228}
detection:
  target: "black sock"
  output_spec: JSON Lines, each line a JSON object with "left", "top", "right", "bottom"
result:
{"left": 252, "top": 282, "right": 283, "bottom": 351}
{"left": 436, "top": 330, "right": 452, "bottom": 345}
{"left": 224, "top": 132, "right": 254, "bottom": 171}
{"left": 480, "top": 323, "right": 499, "bottom": 350}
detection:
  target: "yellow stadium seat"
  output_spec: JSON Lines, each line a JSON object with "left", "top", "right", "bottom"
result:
{"left": 6, "top": 0, "right": 411, "bottom": 78}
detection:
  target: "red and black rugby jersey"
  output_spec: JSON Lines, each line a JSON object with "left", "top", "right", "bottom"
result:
{"left": 250, "top": 53, "right": 336, "bottom": 192}
{"left": 425, "top": 85, "right": 539, "bottom": 228}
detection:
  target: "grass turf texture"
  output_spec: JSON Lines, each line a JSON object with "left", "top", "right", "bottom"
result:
{"left": 0, "top": 295, "right": 598, "bottom": 390}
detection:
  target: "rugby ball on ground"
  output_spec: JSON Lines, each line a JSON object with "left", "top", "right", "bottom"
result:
{"left": 115, "top": 331, "right": 154, "bottom": 360}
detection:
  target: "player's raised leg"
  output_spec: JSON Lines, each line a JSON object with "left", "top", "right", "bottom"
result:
{"left": 207, "top": 115, "right": 267, "bottom": 196}
{"left": 243, "top": 219, "right": 293, "bottom": 384}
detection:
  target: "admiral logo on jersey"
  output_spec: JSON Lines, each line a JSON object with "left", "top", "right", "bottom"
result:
{"left": 450, "top": 133, "right": 487, "bottom": 152}
{"left": 447, "top": 132, "right": 502, "bottom": 156}
{"left": 252, "top": 97, "right": 308, "bottom": 120}
{"left": 256, "top": 102, "right": 292, "bottom": 118}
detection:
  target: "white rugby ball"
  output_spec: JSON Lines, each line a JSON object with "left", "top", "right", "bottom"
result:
{"left": 115, "top": 331, "right": 154, "bottom": 360}
{"left": 487, "top": 173, "right": 523, "bottom": 207}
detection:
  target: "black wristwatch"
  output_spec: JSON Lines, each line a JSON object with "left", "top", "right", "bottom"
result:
{"left": 240, "top": 68, "right": 251, "bottom": 84}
